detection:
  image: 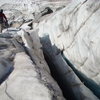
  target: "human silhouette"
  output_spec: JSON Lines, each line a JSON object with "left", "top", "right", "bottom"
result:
{"left": 0, "top": 9, "right": 8, "bottom": 33}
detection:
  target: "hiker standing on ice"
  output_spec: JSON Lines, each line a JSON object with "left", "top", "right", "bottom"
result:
{"left": 0, "top": 9, "right": 8, "bottom": 33}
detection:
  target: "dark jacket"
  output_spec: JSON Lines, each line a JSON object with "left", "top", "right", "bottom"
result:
{"left": 0, "top": 13, "right": 7, "bottom": 23}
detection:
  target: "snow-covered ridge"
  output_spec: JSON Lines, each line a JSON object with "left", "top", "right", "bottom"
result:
{"left": 0, "top": 0, "right": 100, "bottom": 99}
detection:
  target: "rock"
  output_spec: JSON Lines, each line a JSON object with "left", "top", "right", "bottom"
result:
{"left": 0, "top": 36, "right": 15, "bottom": 84}
{"left": 33, "top": 0, "right": 100, "bottom": 99}
{"left": 36, "top": 0, "right": 100, "bottom": 85}
{"left": 1, "top": 0, "right": 100, "bottom": 99}
{"left": 0, "top": 58, "right": 12, "bottom": 84}
{"left": 41, "top": 7, "right": 53, "bottom": 16}
{"left": 39, "top": 35, "right": 99, "bottom": 100}
{"left": 0, "top": 52, "right": 65, "bottom": 100}
{"left": 0, "top": 27, "right": 65, "bottom": 100}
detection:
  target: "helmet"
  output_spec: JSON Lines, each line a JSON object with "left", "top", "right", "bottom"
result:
{"left": 0, "top": 9, "right": 3, "bottom": 13}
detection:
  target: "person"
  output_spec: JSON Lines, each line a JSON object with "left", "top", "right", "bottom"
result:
{"left": 0, "top": 9, "right": 8, "bottom": 33}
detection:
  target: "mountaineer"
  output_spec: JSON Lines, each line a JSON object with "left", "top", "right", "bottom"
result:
{"left": 0, "top": 9, "right": 8, "bottom": 33}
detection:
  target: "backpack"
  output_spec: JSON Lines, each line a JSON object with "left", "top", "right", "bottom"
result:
{"left": 0, "top": 13, "right": 4, "bottom": 23}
